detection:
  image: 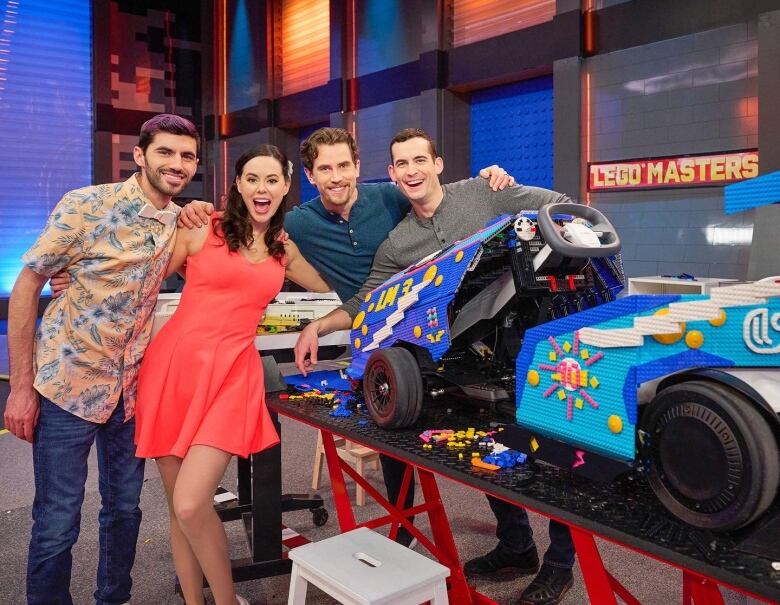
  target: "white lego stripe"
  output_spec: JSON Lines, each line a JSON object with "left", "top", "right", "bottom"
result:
{"left": 577, "top": 282, "right": 780, "bottom": 349}
{"left": 578, "top": 327, "right": 644, "bottom": 347}
{"left": 666, "top": 301, "right": 722, "bottom": 321}
{"left": 633, "top": 316, "right": 682, "bottom": 335}
{"left": 363, "top": 280, "right": 431, "bottom": 352}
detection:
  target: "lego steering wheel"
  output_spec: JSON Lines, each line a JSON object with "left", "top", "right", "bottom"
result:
{"left": 536, "top": 202, "right": 621, "bottom": 258}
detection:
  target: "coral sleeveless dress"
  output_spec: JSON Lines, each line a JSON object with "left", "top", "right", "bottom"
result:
{"left": 135, "top": 220, "right": 283, "bottom": 459}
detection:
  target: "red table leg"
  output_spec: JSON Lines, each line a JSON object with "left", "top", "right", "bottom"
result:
{"left": 320, "top": 430, "right": 357, "bottom": 531}
{"left": 683, "top": 572, "right": 726, "bottom": 605}
{"left": 570, "top": 526, "right": 620, "bottom": 605}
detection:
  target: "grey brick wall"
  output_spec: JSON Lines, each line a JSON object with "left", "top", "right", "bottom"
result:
{"left": 353, "top": 97, "right": 422, "bottom": 181}
{"left": 586, "top": 22, "right": 758, "bottom": 279}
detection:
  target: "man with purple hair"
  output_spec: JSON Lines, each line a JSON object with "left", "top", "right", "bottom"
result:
{"left": 5, "top": 114, "right": 207, "bottom": 605}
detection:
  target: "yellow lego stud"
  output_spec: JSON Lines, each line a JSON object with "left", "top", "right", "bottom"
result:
{"left": 364, "top": 293, "right": 372, "bottom": 302}
{"left": 551, "top": 372, "right": 562, "bottom": 381}
{"left": 549, "top": 351, "right": 557, "bottom": 362}
{"left": 589, "top": 376, "right": 599, "bottom": 389}
{"left": 575, "top": 398, "right": 584, "bottom": 409}
{"left": 709, "top": 309, "right": 727, "bottom": 327}
{"left": 608, "top": 415, "right": 623, "bottom": 434}
{"left": 652, "top": 308, "right": 685, "bottom": 345}
{"left": 472, "top": 452, "right": 480, "bottom": 458}
{"left": 423, "top": 265, "right": 438, "bottom": 283}
{"left": 580, "top": 370, "right": 588, "bottom": 387}
{"left": 685, "top": 330, "right": 704, "bottom": 349}
{"left": 527, "top": 370, "right": 540, "bottom": 386}
{"left": 530, "top": 437, "right": 539, "bottom": 452}
{"left": 361, "top": 324, "right": 368, "bottom": 336}
{"left": 352, "top": 311, "right": 366, "bottom": 330}
{"left": 413, "top": 325, "right": 422, "bottom": 338}
{"left": 435, "top": 275, "right": 444, "bottom": 287}
{"left": 455, "top": 250, "right": 464, "bottom": 262}
{"left": 563, "top": 341, "right": 572, "bottom": 353}
{"left": 557, "top": 389, "right": 566, "bottom": 400}
{"left": 368, "top": 303, "right": 375, "bottom": 312}
{"left": 354, "top": 338, "right": 361, "bottom": 349}
{"left": 581, "top": 349, "right": 589, "bottom": 360}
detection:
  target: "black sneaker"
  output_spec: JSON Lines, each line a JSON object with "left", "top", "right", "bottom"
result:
{"left": 517, "top": 564, "right": 574, "bottom": 605}
{"left": 464, "top": 544, "right": 540, "bottom": 580}
{"left": 395, "top": 526, "right": 418, "bottom": 549}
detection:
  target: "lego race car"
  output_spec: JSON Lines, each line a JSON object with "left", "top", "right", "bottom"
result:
{"left": 347, "top": 201, "right": 780, "bottom": 531}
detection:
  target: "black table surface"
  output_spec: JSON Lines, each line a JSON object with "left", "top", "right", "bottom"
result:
{"left": 268, "top": 392, "right": 780, "bottom": 604}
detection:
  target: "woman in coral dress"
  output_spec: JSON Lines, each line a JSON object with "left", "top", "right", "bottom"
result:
{"left": 135, "top": 145, "right": 330, "bottom": 605}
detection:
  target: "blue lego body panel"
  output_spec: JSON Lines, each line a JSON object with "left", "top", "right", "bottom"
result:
{"left": 515, "top": 292, "right": 780, "bottom": 462}
{"left": 348, "top": 215, "right": 515, "bottom": 378}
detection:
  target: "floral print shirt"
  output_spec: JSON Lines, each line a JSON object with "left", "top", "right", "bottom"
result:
{"left": 23, "top": 174, "right": 178, "bottom": 423}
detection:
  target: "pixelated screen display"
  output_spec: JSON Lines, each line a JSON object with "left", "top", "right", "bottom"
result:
{"left": 0, "top": 0, "right": 92, "bottom": 296}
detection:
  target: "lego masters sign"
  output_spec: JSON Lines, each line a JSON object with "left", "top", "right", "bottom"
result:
{"left": 589, "top": 151, "right": 758, "bottom": 191}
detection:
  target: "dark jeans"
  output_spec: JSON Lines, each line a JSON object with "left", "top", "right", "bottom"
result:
{"left": 488, "top": 495, "right": 575, "bottom": 570}
{"left": 27, "top": 397, "right": 145, "bottom": 605}
{"left": 380, "top": 454, "right": 415, "bottom": 522}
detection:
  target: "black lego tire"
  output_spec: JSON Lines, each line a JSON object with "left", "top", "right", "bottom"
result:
{"left": 362, "top": 347, "right": 424, "bottom": 429}
{"left": 642, "top": 380, "right": 780, "bottom": 531}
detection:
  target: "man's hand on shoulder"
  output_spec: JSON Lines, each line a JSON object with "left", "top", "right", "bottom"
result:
{"left": 49, "top": 270, "right": 70, "bottom": 297}
{"left": 479, "top": 165, "right": 517, "bottom": 191}
{"left": 178, "top": 200, "right": 214, "bottom": 229}
{"left": 294, "top": 321, "right": 321, "bottom": 376}
{"left": 4, "top": 387, "right": 41, "bottom": 443}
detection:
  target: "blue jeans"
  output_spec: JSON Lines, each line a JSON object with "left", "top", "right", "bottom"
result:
{"left": 27, "top": 397, "right": 145, "bottom": 605}
{"left": 488, "top": 495, "right": 576, "bottom": 569}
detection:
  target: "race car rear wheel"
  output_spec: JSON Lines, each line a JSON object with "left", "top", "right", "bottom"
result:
{"left": 363, "top": 348, "right": 423, "bottom": 429}
{"left": 642, "top": 380, "right": 779, "bottom": 531}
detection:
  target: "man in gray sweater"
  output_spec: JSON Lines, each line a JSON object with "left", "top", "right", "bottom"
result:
{"left": 295, "top": 128, "right": 577, "bottom": 605}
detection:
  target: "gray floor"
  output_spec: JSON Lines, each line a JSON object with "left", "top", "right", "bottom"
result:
{"left": 0, "top": 412, "right": 765, "bottom": 605}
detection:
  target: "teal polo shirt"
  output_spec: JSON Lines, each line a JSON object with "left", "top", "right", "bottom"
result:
{"left": 284, "top": 182, "right": 410, "bottom": 301}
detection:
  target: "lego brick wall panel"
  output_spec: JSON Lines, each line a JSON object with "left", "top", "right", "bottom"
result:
{"left": 101, "top": 1, "right": 203, "bottom": 196}
{"left": 298, "top": 122, "right": 329, "bottom": 204}
{"left": 0, "top": 0, "right": 92, "bottom": 296}
{"left": 279, "top": 0, "right": 330, "bottom": 97}
{"left": 109, "top": 2, "right": 201, "bottom": 117}
{"left": 587, "top": 23, "right": 757, "bottom": 163}
{"left": 471, "top": 76, "right": 554, "bottom": 189}
{"left": 226, "top": 0, "right": 266, "bottom": 113}
{"left": 356, "top": 0, "right": 421, "bottom": 77}
{"left": 593, "top": 190, "right": 752, "bottom": 280}
{"left": 585, "top": 23, "right": 757, "bottom": 282}
{"left": 355, "top": 97, "right": 423, "bottom": 182}
{"left": 451, "top": 0, "right": 555, "bottom": 47}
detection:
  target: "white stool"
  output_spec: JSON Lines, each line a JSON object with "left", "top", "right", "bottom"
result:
{"left": 287, "top": 527, "right": 450, "bottom": 605}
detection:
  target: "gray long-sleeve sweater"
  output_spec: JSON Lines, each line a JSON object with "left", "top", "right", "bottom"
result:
{"left": 340, "top": 178, "right": 571, "bottom": 318}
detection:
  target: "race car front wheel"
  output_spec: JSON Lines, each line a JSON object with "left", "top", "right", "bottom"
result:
{"left": 363, "top": 348, "right": 423, "bottom": 429}
{"left": 642, "top": 380, "right": 779, "bottom": 531}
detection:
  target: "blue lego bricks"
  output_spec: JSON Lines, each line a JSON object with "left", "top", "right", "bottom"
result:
{"left": 348, "top": 216, "right": 514, "bottom": 378}
{"left": 285, "top": 370, "right": 354, "bottom": 392}
{"left": 724, "top": 170, "right": 780, "bottom": 215}
{"left": 471, "top": 76, "right": 554, "bottom": 189}
{"left": 483, "top": 450, "right": 528, "bottom": 468}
